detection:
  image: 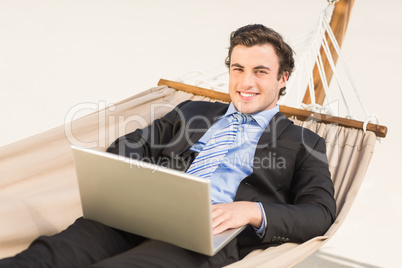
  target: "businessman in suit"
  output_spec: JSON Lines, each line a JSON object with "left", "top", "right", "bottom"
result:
{"left": 0, "top": 24, "right": 335, "bottom": 268}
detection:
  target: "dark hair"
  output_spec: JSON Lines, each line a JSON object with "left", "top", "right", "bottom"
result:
{"left": 225, "top": 24, "right": 295, "bottom": 97}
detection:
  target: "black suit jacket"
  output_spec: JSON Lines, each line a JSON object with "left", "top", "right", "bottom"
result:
{"left": 107, "top": 100, "right": 336, "bottom": 255}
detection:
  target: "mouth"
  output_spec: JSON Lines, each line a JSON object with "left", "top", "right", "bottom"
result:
{"left": 238, "top": 91, "right": 259, "bottom": 100}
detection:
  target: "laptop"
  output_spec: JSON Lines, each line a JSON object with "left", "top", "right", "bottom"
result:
{"left": 71, "top": 145, "right": 245, "bottom": 256}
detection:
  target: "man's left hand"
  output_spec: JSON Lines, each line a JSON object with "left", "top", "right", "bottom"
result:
{"left": 212, "top": 201, "right": 262, "bottom": 235}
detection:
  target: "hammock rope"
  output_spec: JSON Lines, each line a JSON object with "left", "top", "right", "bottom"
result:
{"left": 320, "top": 21, "right": 354, "bottom": 118}
{"left": 321, "top": 15, "right": 372, "bottom": 119}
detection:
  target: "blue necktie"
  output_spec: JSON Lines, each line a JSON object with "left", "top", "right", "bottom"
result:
{"left": 187, "top": 113, "right": 250, "bottom": 179}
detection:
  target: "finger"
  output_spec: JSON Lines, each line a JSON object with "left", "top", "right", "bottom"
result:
{"left": 212, "top": 210, "right": 227, "bottom": 229}
{"left": 213, "top": 220, "right": 230, "bottom": 235}
{"left": 212, "top": 207, "right": 223, "bottom": 220}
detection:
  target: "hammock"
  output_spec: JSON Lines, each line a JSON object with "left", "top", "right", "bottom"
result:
{"left": 0, "top": 0, "right": 388, "bottom": 266}
{"left": 0, "top": 82, "right": 379, "bottom": 266}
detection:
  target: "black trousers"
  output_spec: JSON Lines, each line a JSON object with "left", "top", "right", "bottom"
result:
{"left": 0, "top": 217, "right": 240, "bottom": 268}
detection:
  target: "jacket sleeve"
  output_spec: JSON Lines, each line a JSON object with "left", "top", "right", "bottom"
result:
{"left": 259, "top": 136, "right": 336, "bottom": 244}
{"left": 106, "top": 100, "right": 190, "bottom": 162}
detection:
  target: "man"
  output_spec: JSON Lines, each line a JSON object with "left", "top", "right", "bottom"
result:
{"left": 0, "top": 24, "right": 336, "bottom": 267}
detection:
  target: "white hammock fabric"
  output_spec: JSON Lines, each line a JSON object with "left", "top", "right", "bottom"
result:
{"left": 0, "top": 86, "right": 376, "bottom": 267}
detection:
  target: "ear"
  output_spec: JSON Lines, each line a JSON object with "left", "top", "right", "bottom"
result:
{"left": 279, "top": 71, "right": 289, "bottom": 88}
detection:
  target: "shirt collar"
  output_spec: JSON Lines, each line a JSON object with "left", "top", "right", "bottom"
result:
{"left": 224, "top": 103, "right": 279, "bottom": 129}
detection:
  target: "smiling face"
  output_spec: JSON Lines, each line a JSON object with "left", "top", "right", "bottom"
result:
{"left": 228, "top": 44, "right": 288, "bottom": 114}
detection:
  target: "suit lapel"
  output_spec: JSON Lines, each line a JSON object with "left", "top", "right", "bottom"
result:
{"left": 187, "top": 103, "right": 228, "bottom": 146}
{"left": 254, "top": 112, "right": 293, "bottom": 156}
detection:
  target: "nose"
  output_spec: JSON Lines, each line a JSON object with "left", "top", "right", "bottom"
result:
{"left": 239, "top": 71, "right": 255, "bottom": 90}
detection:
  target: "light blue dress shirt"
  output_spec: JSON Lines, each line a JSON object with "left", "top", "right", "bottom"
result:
{"left": 189, "top": 103, "right": 279, "bottom": 235}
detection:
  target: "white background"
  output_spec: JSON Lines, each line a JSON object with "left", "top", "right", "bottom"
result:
{"left": 1, "top": 1, "right": 401, "bottom": 266}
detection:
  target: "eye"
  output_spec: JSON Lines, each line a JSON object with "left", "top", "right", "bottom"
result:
{"left": 256, "top": 70, "right": 268, "bottom": 75}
